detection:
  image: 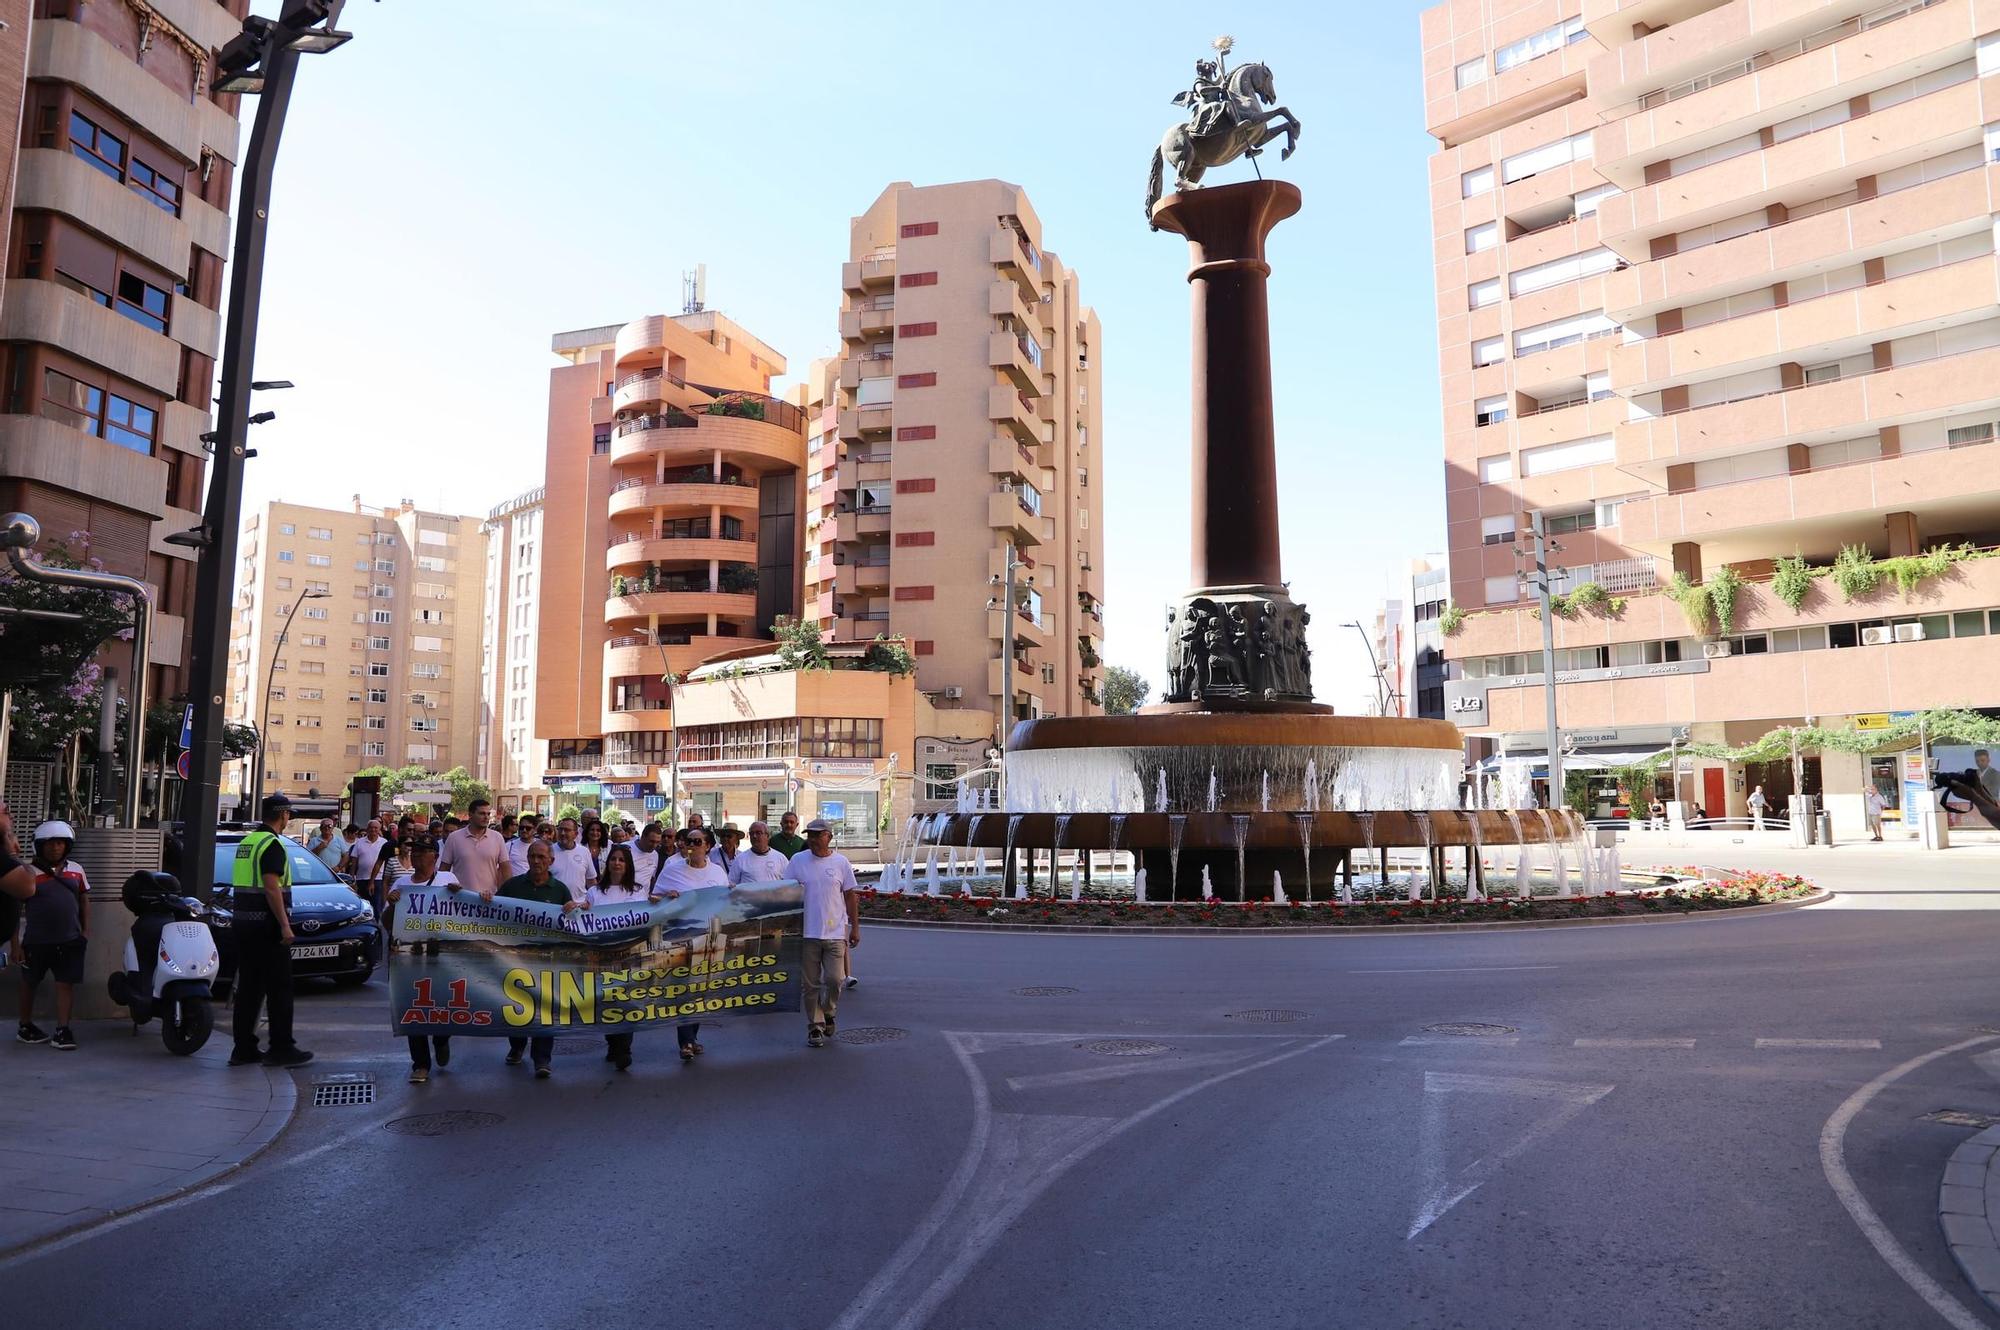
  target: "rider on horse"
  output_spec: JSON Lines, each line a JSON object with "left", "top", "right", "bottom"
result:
{"left": 1177, "top": 59, "right": 1230, "bottom": 142}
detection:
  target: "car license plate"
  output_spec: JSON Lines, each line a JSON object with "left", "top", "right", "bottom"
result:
{"left": 291, "top": 943, "right": 339, "bottom": 959}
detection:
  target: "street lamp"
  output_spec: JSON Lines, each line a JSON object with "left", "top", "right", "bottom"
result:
{"left": 181, "top": 0, "right": 353, "bottom": 898}
{"left": 1341, "top": 620, "right": 1396, "bottom": 716}
{"left": 988, "top": 544, "right": 1028, "bottom": 757}
{"left": 249, "top": 587, "right": 327, "bottom": 803}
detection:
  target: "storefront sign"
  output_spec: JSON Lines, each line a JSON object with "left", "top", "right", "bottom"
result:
{"left": 818, "top": 800, "right": 847, "bottom": 821}
{"left": 1446, "top": 660, "right": 1709, "bottom": 730}
{"left": 600, "top": 782, "right": 656, "bottom": 798}
{"left": 1900, "top": 752, "right": 1929, "bottom": 827}
{"left": 1854, "top": 711, "right": 1917, "bottom": 732}
{"left": 808, "top": 760, "right": 877, "bottom": 777}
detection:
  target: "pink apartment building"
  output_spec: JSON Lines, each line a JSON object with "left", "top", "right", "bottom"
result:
{"left": 1422, "top": 0, "right": 2000, "bottom": 830}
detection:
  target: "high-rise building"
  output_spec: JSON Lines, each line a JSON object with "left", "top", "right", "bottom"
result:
{"left": 815, "top": 180, "right": 1106, "bottom": 738}
{"left": 0, "top": 1, "right": 249, "bottom": 703}
{"left": 1422, "top": 0, "right": 2000, "bottom": 831}
{"left": 479, "top": 485, "right": 549, "bottom": 813}
{"left": 1369, "top": 554, "right": 1451, "bottom": 719}
{"left": 536, "top": 310, "right": 804, "bottom": 805}
{"left": 225, "top": 500, "right": 488, "bottom": 807}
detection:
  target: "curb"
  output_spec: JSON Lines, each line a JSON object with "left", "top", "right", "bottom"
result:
{"left": 1941, "top": 1123, "right": 2000, "bottom": 1316}
{"left": 0, "top": 1061, "right": 299, "bottom": 1265}
{"left": 859, "top": 890, "right": 1832, "bottom": 936}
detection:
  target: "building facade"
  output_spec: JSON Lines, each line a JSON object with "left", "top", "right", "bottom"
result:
{"left": 814, "top": 180, "right": 1107, "bottom": 741}
{"left": 225, "top": 499, "right": 487, "bottom": 807}
{"left": 478, "top": 484, "right": 549, "bottom": 813}
{"left": 0, "top": 0, "right": 249, "bottom": 705}
{"left": 1422, "top": 0, "right": 2000, "bottom": 831}
{"left": 536, "top": 310, "right": 805, "bottom": 811}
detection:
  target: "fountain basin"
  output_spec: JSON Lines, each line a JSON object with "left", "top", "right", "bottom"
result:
{"left": 930, "top": 810, "right": 1573, "bottom": 853}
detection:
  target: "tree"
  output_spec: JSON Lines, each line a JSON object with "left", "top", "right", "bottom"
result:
{"left": 1100, "top": 665, "right": 1150, "bottom": 716}
{"left": 861, "top": 635, "right": 916, "bottom": 676}
{"left": 772, "top": 615, "right": 831, "bottom": 672}
{"left": 345, "top": 763, "right": 493, "bottom": 814}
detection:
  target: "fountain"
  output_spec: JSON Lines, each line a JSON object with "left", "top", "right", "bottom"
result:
{"left": 923, "top": 110, "right": 1570, "bottom": 900}
{"left": 1463, "top": 811, "right": 1484, "bottom": 902}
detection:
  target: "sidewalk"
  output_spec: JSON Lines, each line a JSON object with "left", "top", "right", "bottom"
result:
{"left": 1940, "top": 1123, "right": 2000, "bottom": 1315}
{"left": 0, "top": 1019, "right": 296, "bottom": 1255}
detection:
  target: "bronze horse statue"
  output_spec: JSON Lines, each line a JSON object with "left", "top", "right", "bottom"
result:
{"left": 1145, "top": 61, "right": 1301, "bottom": 223}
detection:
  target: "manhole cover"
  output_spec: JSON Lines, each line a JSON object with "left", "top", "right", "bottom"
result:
{"left": 837, "top": 1027, "right": 909, "bottom": 1045}
{"left": 555, "top": 1037, "right": 604, "bottom": 1055}
{"left": 1923, "top": 1109, "right": 2000, "bottom": 1129}
{"left": 1422, "top": 1022, "right": 1517, "bottom": 1037}
{"left": 384, "top": 1110, "right": 506, "bottom": 1137}
{"left": 311, "top": 1074, "right": 374, "bottom": 1107}
{"left": 1225, "top": 1009, "right": 1308, "bottom": 1023}
{"left": 1079, "top": 1039, "right": 1170, "bottom": 1056}
{"left": 1013, "top": 986, "right": 1079, "bottom": 996}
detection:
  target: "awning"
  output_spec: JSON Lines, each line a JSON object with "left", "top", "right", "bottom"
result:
{"left": 1479, "top": 747, "right": 1666, "bottom": 774}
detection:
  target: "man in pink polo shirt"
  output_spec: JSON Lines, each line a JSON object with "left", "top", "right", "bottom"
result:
{"left": 438, "top": 799, "right": 508, "bottom": 900}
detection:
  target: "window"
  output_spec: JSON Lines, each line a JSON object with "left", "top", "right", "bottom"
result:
{"left": 115, "top": 272, "right": 169, "bottom": 333}
{"left": 802, "top": 717, "right": 884, "bottom": 758}
{"left": 924, "top": 763, "right": 961, "bottom": 800}
{"left": 412, "top": 717, "right": 438, "bottom": 733}
{"left": 1461, "top": 165, "right": 1495, "bottom": 198}
{"left": 855, "top": 376, "right": 893, "bottom": 406}
{"left": 365, "top": 716, "right": 387, "bottom": 730}
{"left": 1484, "top": 574, "right": 1520, "bottom": 605}
{"left": 374, "top": 559, "right": 396, "bottom": 574}
{"left": 308, "top": 527, "right": 333, "bottom": 540}
{"left": 1544, "top": 507, "right": 1597, "bottom": 535}
{"left": 1481, "top": 515, "right": 1516, "bottom": 545}
{"left": 363, "top": 742, "right": 386, "bottom": 758}
{"left": 367, "top": 635, "right": 390, "bottom": 650}
{"left": 1468, "top": 277, "right": 1501, "bottom": 309}
{"left": 1513, "top": 310, "right": 1615, "bottom": 356}
{"left": 1474, "top": 394, "right": 1508, "bottom": 426}
{"left": 412, "top": 663, "right": 442, "bottom": 679}
{"left": 1521, "top": 434, "right": 1614, "bottom": 476}
{"left": 1802, "top": 362, "right": 1844, "bottom": 385}
{"left": 368, "top": 662, "right": 390, "bottom": 678}
{"left": 1509, "top": 247, "right": 1619, "bottom": 297}
{"left": 101, "top": 395, "right": 158, "bottom": 451}
{"left": 367, "top": 687, "right": 388, "bottom": 704}
{"left": 278, "top": 551, "right": 294, "bottom": 563}
{"left": 299, "top": 661, "right": 325, "bottom": 675}
{"left": 292, "top": 772, "right": 318, "bottom": 784}
{"left": 1478, "top": 453, "right": 1514, "bottom": 484}
{"left": 1465, "top": 221, "right": 1498, "bottom": 253}
{"left": 39, "top": 369, "right": 101, "bottom": 436}
{"left": 1472, "top": 335, "right": 1504, "bottom": 367}
{"left": 1495, "top": 16, "right": 1586, "bottom": 72}
{"left": 1454, "top": 56, "right": 1487, "bottom": 90}
{"left": 417, "top": 555, "right": 446, "bottom": 573}
{"left": 301, "top": 606, "right": 327, "bottom": 620}
{"left": 128, "top": 157, "right": 181, "bottom": 216}
{"left": 373, "top": 584, "right": 394, "bottom": 598}
{"left": 1501, "top": 131, "right": 1592, "bottom": 185}
{"left": 306, "top": 554, "right": 331, "bottom": 567}
{"left": 68, "top": 111, "right": 125, "bottom": 180}
{"left": 298, "top": 635, "right": 325, "bottom": 649}
{"left": 371, "top": 609, "right": 393, "bottom": 625}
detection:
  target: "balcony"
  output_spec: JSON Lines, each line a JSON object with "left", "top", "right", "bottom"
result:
{"left": 987, "top": 435, "right": 1042, "bottom": 477}
{"left": 604, "top": 588, "right": 759, "bottom": 625}
{"left": 990, "top": 227, "right": 1040, "bottom": 297}
{"left": 608, "top": 476, "right": 760, "bottom": 518}
{"left": 1612, "top": 253, "right": 2000, "bottom": 395}
{"left": 988, "top": 384, "right": 1038, "bottom": 445}
{"left": 605, "top": 532, "right": 757, "bottom": 570}
{"left": 988, "top": 487, "right": 1045, "bottom": 546}
{"left": 842, "top": 250, "right": 897, "bottom": 292}
{"left": 604, "top": 634, "right": 750, "bottom": 678}
{"left": 836, "top": 450, "right": 892, "bottom": 491}
{"left": 989, "top": 330, "right": 1044, "bottom": 394}
{"left": 987, "top": 605, "right": 1051, "bottom": 644}
{"left": 606, "top": 402, "right": 803, "bottom": 469}
{"left": 840, "top": 304, "right": 896, "bottom": 342}
{"left": 835, "top": 560, "right": 891, "bottom": 595}
{"left": 840, "top": 351, "right": 893, "bottom": 388}
{"left": 989, "top": 278, "right": 1034, "bottom": 328}
{"left": 837, "top": 404, "right": 893, "bottom": 442}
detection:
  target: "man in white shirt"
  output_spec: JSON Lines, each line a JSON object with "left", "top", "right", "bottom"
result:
{"left": 728, "top": 821, "right": 790, "bottom": 884}
{"left": 308, "top": 819, "right": 347, "bottom": 872}
{"left": 506, "top": 818, "right": 534, "bottom": 876}
{"left": 439, "top": 800, "right": 509, "bottom": 899}
{"left": 548, "top": 816, "right": 596, "bottom": 902}
{"left": 787, "top": 818, "right": 859, "bottom": 1049}
{"left": 630, "top": 822, "right": 667, "bottom": 891}
{"left": 345, "top": 820, "right": 391, "bottom": 898}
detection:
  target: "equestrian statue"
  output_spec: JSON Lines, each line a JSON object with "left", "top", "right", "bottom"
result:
{"left": 1145, "top": 35, "right": 1302, "bottom": 224}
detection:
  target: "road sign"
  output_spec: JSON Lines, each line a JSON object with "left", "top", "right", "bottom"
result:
{"left": 643, "top": 795, "right": 667, "bottom": 813}
{"left": 178, "top": 704, "right": 193, "bottom": 750}
{"left": 174, "top": 750, "right": 191, "bottom": 780}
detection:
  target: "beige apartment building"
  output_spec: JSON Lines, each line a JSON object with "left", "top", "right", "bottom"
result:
{"left": 813, "top": 180, "right": 1107, "bottom": 740}
{"left": 478, "top": 484, "right": 550, "bottom": 813}
{"left": 0, "top": 0, "right": 249, "bottom": 703}
{"left": 1422, "top": 0, "right": 2000, "bottom": 831}
{"left": 225, "top": 500, "right": 487, "bottom": 807}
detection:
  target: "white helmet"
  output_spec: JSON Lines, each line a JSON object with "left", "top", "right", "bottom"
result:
{"left": 33, "top": 820, "right": 76, "bottom": 845}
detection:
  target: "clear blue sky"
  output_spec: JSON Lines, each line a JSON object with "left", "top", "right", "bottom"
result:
{"left": 243, "top": 1, "right": 1445, "bottom": 712}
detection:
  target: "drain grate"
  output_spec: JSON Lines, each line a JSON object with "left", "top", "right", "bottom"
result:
{"left": 311, "top": 1073, "right": 374, "bottom": 1107}
{"left": 384, "top": 1110, "right": 506, "bottom": 1137}
{"left": 1923, "top": 1109, "right": 2000, "bottom": 1129}
{"left": 837, "top": 1027, "right": 909, "bottom": 1045}
{"left": 1013, "top": 986, "right": 1080, "bottom": 996}
{"left": 1079, "top": 1039, "right": 1170, "bottom": 1057}
{"left": 1226, "top": 1009, "right": 1308, "bottom": 1023}
{"left": 1423, "top": 1022, "right": 1517, "bottom": 1037}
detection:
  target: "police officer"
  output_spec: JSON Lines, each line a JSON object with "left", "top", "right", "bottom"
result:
{"left": 228, "top": 795, "right": 313, "bottom": 1068}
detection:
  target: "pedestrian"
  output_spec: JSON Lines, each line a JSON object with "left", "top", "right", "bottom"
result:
{"left": 630, "top": 821, "right": 666, "bottom": 891}
{"left": 715, "top": 822, "right": 743, "bottom": 872}
{"left": 787, "top": 818, "right": 859, "bottom": 1049}
{"left": 307, "top": 817, "right": 347, "bottom": 873}
{"left": 728, "top": 821, "right": 790, "bottom": 885}
{"left": 15, "top": 821, "right": 88, "bottom": 1050}
{"left": 685, "top": 809, "right": 706, "bottom": 838}
{"left": 658, "top": 828, "right": 729, "bottom": 1063}
{"left": 609, "top": 820, "right": 631, "bottom": 847}
{"left": 589, "top": 844, "right": 652, "bottom": 1071}
{"left": 506, "top": 813, "right": 536, "bottom": 876}
{"left": 344, "top": 818, "right": 392, "bottom": 911}
{"left": 229, "top": 796, "right": 313, "bottom": 1068}
{"left": 0, "top": 826, "right": 32, "bottom": 975}
{"left": 386, "top": 836, "right": 456, "bottom": 1083}
{"left": 497, "top": 839, "right": 575, "bottom": 1077}
{"left": 580, "top": 816, "right": 610, "bottom": 877}
{"left": 550, "top": 817, "right": 596, "bottom": 901}
{"left": 768, "top": 810, "right": 807, "bottom": 858}
{"left": 1863, "top": 784, "right": 1888, "bottom": 841}
{"left": 439, "top": 798, "right": 509, "bottom": 901}
{"left": 1647, "top": 795, "right": 1666, "bottom": 831}
{"left": 1747, "top": 785, "right": 1769, "bottom": 831}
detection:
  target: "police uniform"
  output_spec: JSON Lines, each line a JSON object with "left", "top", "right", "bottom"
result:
{"left": 230, "top": 826, "right": 300, "bottom": 1063}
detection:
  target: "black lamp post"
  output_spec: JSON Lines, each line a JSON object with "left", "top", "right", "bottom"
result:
{"left": 248, "top": 586, "right": 328, "bottom": 803}
{"left": 180, "top": 0, "right": 353, "bottom": 895}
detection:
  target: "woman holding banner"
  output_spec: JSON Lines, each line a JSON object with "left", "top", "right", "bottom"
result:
{"left": 657, "top": 828, "right": 730, "bottom": 1064}
{"left": 580, "top": 817, "right": 611, "bottom": 880}
{"left": 386, "top": 837, "right": 457, "bottom": 1085}
{"left": 589, "top": 844, "right": 650, "bottom": 1071}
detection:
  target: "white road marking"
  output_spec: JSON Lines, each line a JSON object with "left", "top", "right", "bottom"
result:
{"left": 1399, "top": 1036, "right": 1520, "bottom": 1047}
{"left": 1819, "top": 1032, "right": 2000, "bottom": 1330}
{"left": 1756, "top": 1038, "right": 1882, "bottom": 1049}
{"left": 1351, "top": 965, "right": 1559, "bottom": 974}
{"left": 1005, "top": 1043, "right": 1332, "bottom": 1092}
{"left": 1573, "top": 1038, "right": 1696, "bottom": 1049}
{"left": 1410, "top": 1071, "right": 1614, "bottom": 1240}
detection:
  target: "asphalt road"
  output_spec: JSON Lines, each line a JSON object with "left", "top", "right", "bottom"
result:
{"left": 9, "top": 888, "right": 2000, "bottom": 1330}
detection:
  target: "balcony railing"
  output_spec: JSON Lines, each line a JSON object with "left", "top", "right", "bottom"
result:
{"left": 611, "top": 469, "right": 752, "bottom": 494}
{"left": 615, "top": 410, "right": 699, "bottom": 438}
{"left": 607, "top": 632, "right": 695, "bottom": 650}
{"left": 1651, "top": 339, "right": 1994, "bottom": 420}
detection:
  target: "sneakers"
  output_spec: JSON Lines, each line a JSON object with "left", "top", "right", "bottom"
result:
{"left": 408, "top": 1066, "right": 429, "bottom": 1084}
{"left": 228, "top": 1048, "right": 263, "bottom": 1066}
{"left": 50, "top": 1027, "right": 77, "bottom": 1052}
{"left": 505, "top": 1049, "right": 524, "bottom": 1066}
{"left": 807, "top": 1025, "right": 827, "bottom": 1048}
{"left": 263, "top": 1047, "right": 314, "bottom": 1068}
{"left": 823, "top": 1020, "right": 836, "bottom": 1036}
{"left": 845, "top": 975, "right": 859, "bottom": 990}
{"left": 534, "top": 1064, "right": 552, "bottom": 1079}
{"left": 16, "top": 1022, "right": 49, "bottom": 1045}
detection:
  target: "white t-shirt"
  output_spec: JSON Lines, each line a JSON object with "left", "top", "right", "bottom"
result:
{"left": 549, "top": 844, "right": 595, "bottom": 901}
{"left": 587, "top": 880, "right": 651, "bottom": 906}
{"left": 630, "top": 846, "right": 665, "bottom": 888}
{"left": 665, "top": 860, "right": 729, "bottom": 894}
{"left": 789, "top": 850, "right": 858, "bottom": 940}
{"left": 728, "top": 847, "right": 790, "bottom": 884}
{"left": 349, "top": 836, "right": 389, "bottom": 882}
{"left": 391, "top": 867, "right": 458, "bottom": 897}
{"left": 507, "top": 835, "right": 533, "bottom": 876}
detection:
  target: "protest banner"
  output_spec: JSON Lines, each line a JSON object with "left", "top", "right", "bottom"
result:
{"left": 388, "top": 881, "right": 803, "bottom": 1035}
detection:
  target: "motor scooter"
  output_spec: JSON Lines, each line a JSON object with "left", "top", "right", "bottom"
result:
{"left": 107, "top": 871, "right": 220, "bottom": 1055}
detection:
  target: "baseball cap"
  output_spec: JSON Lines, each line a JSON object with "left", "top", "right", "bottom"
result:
{"left": 260, "top": 794, "right": 293, "bottom": 821}
{"left": 804, "top": 818, "right": 832, "bottom": 833}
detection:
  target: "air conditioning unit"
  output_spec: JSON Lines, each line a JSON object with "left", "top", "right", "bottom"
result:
{"left": 1860, "top": 626, "right": 1894, "bottom": 646}
{"left": 1893, "top": 622, "right": 1925, "bottom": 642}
{"left": 943, "top": 686, "right": 963, "bottom": 700}
{"left": 1702, "top": 641, "right": 1731, "bottom": 659}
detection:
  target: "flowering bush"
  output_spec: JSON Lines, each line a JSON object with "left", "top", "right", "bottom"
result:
{"left": 0, "top": 533, "right": 134, "bottom": 756}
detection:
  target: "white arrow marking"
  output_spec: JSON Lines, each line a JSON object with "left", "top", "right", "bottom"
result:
{"left": 1409, "top": 1070, "right": 1614, "bottom": 1241}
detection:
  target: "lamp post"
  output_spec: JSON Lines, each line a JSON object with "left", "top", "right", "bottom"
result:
{"left": 988, "top": 544, "right": 1027, "bottom": 757}
{"left": 180, "top": 0, "right": 352, "bottom": 895}
{"left": 1341, "top": 620, "right": 1396, "bottom": 716}
{"left": 249, "top": 586, "right": 326, "bottom": 804}
{"left": 1515, "top": 511, "right": 1565, "bottom": 810}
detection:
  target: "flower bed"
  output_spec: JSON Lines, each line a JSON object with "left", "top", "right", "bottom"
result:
{"left": 853, "top": 871, "right": 1815, "bottom": 929}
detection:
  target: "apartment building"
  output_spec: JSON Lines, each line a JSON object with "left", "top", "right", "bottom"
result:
{"left": 1422, "top": 0, "right": 2000, "bottom": 831}
{"left": 478, "top": 485, "right": 549, "bottom": 813}
{"left": 815, "top": 180, "right": 1106, "bottom": 740}
{"left": 0, "top": 0, "right": 249, "bottom": 704}
{"left": 536, "top": 310, "right": 805, "bottom": 806}
{"left": 225, "top": 500, "right": 487, "bottom": 805}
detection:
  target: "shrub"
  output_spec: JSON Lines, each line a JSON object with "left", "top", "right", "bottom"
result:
{"left": 1831, "top": 544, "right": 1880, "bottom": 601}
{"left": 1772, "top": 553, "right": 1812, "bottom": 612}
{"left": 1708, "top": 565, "right": 1744, "bottom": 636}
{"left": 1667, "top": 572, "right": 1712, "bottom": 637}
{"left": 1440, "top": 603, "right": 1466, "bottom": 636}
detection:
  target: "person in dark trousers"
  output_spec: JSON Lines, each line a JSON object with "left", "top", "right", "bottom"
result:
{"left": 16, "top": 822, "right": 89, "bottom": 1049}
{"left": 229, "top": 795, "right": 313, "bottom": 1068}
{"left": 386, "top": 836, "right": 457, "bottom": 1083}
{"left": 496, "top": 839, "right": 576, "bottom": 1078}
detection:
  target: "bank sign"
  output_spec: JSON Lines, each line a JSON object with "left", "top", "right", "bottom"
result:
{"left": 1444, "top": 657, "right": 1711, "bottom": 729}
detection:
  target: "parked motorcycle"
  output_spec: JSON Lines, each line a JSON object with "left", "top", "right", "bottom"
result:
{"left": 107, "top": 871, "right": 219, "bottom": 1055}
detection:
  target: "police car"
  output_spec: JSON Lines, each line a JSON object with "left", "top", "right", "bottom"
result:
{"left": 209, "top": 832, "right": 381, "bottom": 991}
